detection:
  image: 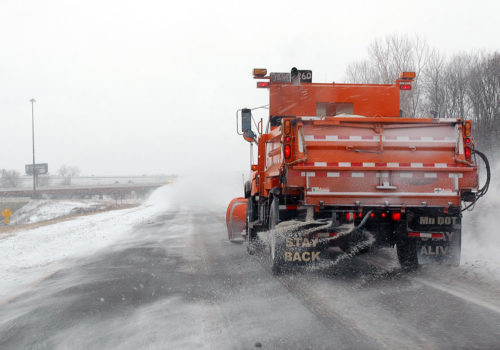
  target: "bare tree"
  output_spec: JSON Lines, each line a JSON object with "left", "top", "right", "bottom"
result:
{"left": 422, "top": 51, "right": 447, "bottom": 118}
{"left": 345, "top": 34, "right": 435, "bottom": 117}
{"left": 59, "top": 165, "right": 80, "bottom": 185}
{"left": 345, "top": 61, "right": 378, "bottom": 84}
{"left": 1, "top": 169, "right": 21, "bottom": 188}
{"left": 346, "top": 37, "right": 499, "bottom": 152}
{"left": 468, "top": 52, "right": 500, "bottom": 151}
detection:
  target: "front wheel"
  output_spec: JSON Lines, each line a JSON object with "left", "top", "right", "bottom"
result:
{"left": 246, "top": 197, "right": 259, "bottom": 255}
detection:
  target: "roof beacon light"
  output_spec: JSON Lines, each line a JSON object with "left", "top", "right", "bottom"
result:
{"left": 399, "top": 72, "right": 416, "bottom": 80}
{"left": 253, "top": 68, "right": 267, "bottom": 77}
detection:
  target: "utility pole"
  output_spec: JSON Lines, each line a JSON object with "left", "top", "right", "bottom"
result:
{"left": 30, "top": 98, "right": 36, "bottom": 199}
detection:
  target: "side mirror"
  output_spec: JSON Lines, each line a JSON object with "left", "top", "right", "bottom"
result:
{"left": 241, "top": 108, "right": 252, "bottom": 133}
{"left": 241, "top": 108, "right": 256, "bottom": 142}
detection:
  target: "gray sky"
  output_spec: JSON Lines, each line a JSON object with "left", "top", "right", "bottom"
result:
{"left": 1, "top": 0, "right": 498, "bottom": 176}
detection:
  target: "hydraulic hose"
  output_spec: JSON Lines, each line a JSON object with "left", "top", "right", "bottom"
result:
{"left": 462, "top": 149, "right": 491, "bottom": 212}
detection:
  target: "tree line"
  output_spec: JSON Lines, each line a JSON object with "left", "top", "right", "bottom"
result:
{"left": 345, "top": 35, "right": 499, "bottom": 153}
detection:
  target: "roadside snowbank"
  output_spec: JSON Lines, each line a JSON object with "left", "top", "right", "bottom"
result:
{"left": 0, "top": 185, "right": 172, "bottom": 300}
{"left": 11, "top": 200, "right": 105, "bottom": 224}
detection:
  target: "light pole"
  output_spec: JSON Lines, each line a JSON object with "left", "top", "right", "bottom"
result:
{"left": 30, "top": 98, "right": 36, "bottom": 198}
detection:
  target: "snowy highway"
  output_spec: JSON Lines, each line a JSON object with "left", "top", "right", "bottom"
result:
{"left": 1, "top": 186, "right": 500, "bottom": 349}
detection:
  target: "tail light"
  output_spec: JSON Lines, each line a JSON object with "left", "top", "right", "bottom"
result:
{"left": 391, "top": 212, "right": 401, "bottom": 221}
{"left": 381, "top": 212, "right": 387, "bottom": 218}
{"left": 346, "top": 212, "right": 354, "bottom": 222}
{"left": 465, "top": 146, "right": 472, "bottom": 160}
{"left": 465, "top": 137, "right": 471, "bottom": 145}
{"left": 283, "top": 121, "right": 293, "bottom": 160}
{"left": 284, "top": 144, "right": 291, "bottom": 158}
{"left": 400, "top": 84, "right": 411, "bottom": 90}
{"left": 251, "top": 164, "right": 258, "bottom": 171}
{"left": 257, "top": 82, "right": 269, "bottom": 88}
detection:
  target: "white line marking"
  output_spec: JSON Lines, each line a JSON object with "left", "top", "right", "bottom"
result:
{"left": 414, "top": 278, "right": 500, "bottom": 315}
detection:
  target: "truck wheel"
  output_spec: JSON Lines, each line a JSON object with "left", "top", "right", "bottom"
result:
{"left": 397, "top": 238, "right": 418, "bottom": 272}
{"left": 246, "top": 197, "right": 258, "bottom": 255}
{"left": 269, "top": 198, "right": 284, "bottom": 274}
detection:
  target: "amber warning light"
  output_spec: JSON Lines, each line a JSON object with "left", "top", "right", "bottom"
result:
{"left": 253, "top": 68, "right": 267, "bottom": 77}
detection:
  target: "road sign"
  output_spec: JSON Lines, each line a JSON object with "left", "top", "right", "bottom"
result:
{"left": 25, "top": 163, "right": 48, "bottom": 175}
{"left": 2, "top": 208, "right": 12, "bottom": 224}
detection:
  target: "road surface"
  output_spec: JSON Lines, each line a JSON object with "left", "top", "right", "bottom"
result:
{"left": 1, "top": 206, "right": 499, "bottom": 349}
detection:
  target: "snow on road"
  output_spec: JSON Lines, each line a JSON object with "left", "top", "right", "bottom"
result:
{"left": 0, "top": 186, "right": 172, "bottom": 300}
{"left": 461, "top": 161, "right": 500, "bottom": 283}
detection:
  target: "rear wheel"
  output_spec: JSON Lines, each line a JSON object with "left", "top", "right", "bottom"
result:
{"left": 397, "top": 238, "right": 418, "bottom": 272}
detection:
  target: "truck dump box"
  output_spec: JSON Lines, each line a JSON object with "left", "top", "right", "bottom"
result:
{"left": 284, "top": 117, "right": 477, "bottom": 207}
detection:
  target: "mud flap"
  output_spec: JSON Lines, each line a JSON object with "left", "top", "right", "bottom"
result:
{"left": 415, "top": 229, "right": 461, "bottom": 266}
{"left": 407, "top": 209, "right": 461, "bottom": 266}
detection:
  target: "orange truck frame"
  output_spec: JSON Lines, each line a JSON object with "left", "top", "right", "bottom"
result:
{"left": 227, "top": 67, "right": 490, "bottom": 274}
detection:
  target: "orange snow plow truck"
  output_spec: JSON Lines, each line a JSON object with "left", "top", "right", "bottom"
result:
{"left": 226, "top": 67, "right": 490, "bottom": 274}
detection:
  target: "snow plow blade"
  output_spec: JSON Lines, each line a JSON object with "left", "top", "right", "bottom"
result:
{"left": 226, "top": 197, "right": 247, "bottom": 242}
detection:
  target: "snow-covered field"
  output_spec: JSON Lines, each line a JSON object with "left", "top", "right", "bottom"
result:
{"left": 0, "top": 185, "right": 171, "bottom": 300}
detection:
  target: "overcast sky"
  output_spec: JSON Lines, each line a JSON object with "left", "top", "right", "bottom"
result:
{"left": 1, "top": 0, "right": 498, "bottom": 176}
